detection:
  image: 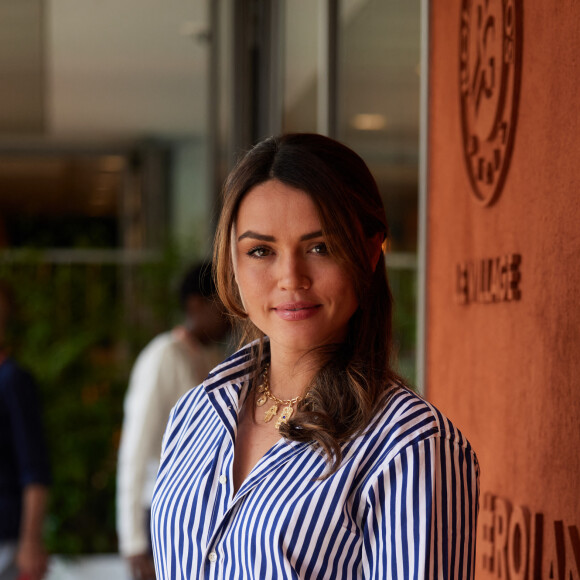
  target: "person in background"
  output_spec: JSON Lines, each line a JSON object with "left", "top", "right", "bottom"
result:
{"left": 116, "top": 262, "right": 231, "bottom": 580}
{"left": 0, "top": 281, "right": 51, "bottom": 580}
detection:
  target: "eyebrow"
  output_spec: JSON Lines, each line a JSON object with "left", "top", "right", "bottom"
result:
{"left": 237, "top": 230, "right": 323, "bottom": 242}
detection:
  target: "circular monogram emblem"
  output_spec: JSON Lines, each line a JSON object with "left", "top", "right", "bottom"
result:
{"left": 459, "top": 0, "right": 522, "bottom": 206}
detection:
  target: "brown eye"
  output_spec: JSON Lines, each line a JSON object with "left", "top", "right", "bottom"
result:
{"left": 247, "top": 246, "right": 272, "bottom": 258}
{"left": 310, "top": 243, "right": 328, "bottom": 255}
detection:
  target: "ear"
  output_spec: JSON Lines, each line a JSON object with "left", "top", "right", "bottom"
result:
{"left": 367, "top": 232, "right": 385, "bottom": 272}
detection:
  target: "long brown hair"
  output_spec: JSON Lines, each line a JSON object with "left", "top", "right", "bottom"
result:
{"left": 213, "top": 133, "right": 400, "bottom": 474}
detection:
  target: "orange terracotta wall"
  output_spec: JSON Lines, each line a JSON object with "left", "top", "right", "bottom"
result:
{"left": 426, "top": 2, "right": 580, "bottom": 578}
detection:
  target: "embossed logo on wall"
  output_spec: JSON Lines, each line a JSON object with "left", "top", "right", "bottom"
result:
{"left": 459, "top": 0, "right": 522, "bottom": 206}
{"left": 479, "top": 492, "right": 580, "bottom": 579}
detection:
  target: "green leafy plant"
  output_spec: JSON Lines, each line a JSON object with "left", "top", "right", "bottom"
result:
{"left": 388, "top": 267, "right": 417, "bottom": 385}
{"left": 1, "top": 250, "right": 182, "bottom": 554}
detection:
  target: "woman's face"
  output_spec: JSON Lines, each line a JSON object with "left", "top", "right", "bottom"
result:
{"left": 232, "top": 179, "right": 358, "bottom": 356}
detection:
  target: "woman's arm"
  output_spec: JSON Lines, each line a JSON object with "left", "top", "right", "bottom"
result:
{"left": 363, "top": 434, "right": 480, "bottom": 579}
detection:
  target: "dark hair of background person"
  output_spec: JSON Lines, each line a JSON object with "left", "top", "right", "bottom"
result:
{"left": 179, "top": 262, "right": 216, "bottom": 309}
{"left": 213, "top": 133, "right": 402, "bottom": 474}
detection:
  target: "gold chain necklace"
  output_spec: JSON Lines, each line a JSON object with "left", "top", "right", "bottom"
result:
{"left": 255, "top": 364, "right": 304, "bottom": 429}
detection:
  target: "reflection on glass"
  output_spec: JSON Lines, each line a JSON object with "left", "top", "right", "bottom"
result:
{"left": 0, "top": 155, "right": 123, "bottom": 249}
{"left": 282, "top": 0, "right": 320, "bottom": 133}
{"left": 338, "top": 0, "right": 420, "bottom": 251}
{"left": 338, "top": 0, "right": 421, "bottom": 380}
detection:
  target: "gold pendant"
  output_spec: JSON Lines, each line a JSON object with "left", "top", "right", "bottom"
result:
{"left": 263, "top": 404, "right": 279, "bottom": 423}
{"left": 256, "top": 394, "right": 268, "bottom": 406}
{"left": 275, "top": 406, "right": 294, "bottom": 429}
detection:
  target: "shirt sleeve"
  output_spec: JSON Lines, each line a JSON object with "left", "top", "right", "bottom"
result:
{"left": 116, "top": 341, "right": 180, "bottom": 557}
{"left": 2, "top": 366, "right": 51, "bottom": 487}
{"left": 362, "top": 433, "right": 479, "bottom": 579}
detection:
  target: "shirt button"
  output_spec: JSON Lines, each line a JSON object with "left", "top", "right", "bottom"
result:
{"left": 219, "top": 475, "right": 227, "bottom": 484}
{"left": 208, "top": 551, "right": 218, "bottom": 563}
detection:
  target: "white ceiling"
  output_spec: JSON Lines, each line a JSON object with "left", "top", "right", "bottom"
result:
{"left": 47, "top": 0, "right": 210, "bottom": 139}
{"left": 1, "top": 0, "right": 419, "bottom": 146}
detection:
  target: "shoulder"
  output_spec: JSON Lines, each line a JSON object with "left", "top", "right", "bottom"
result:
{"left": 351, "top": 384, "right": 479, "bottom": 500}
{"left": 203, "top": 340, "right": 260, "bottom": 388}
{"left": 0, "top": 360, "right": 45, "bottom": 424}
{"left": 134, "top": 332, "right": 178, "bottom": 362}
{"left": 0, "top": 358, "right": 36, "bottom": 394}
{"left": 363, "top": 384, "right": 476, "bottom": 464}
{"left": 129, "top": 332, "right": 190, "bottom": 378}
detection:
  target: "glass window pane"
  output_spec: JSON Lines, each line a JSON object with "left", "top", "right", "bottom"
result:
{"left": 282, "top": 0, "right": 320, "bottom": 133}
{"left": 0, "top": 155, "right": 122, "bottom": 249}
{"left": 338, "top": 0, "right": 420, "bottom": 252}
{"left": 337, "top": 0, "right": 421, "bottom": 382}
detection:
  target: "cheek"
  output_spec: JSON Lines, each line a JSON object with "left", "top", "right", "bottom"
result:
{"left": 235, "top": 266, "right": 274, "bottom": 317}
{"left": 233, "top": 275, "right": 248, "bottom": 311}
{"left": 233, "top": 262, "right": 263, "bottom": 313}
{"left": 343, "top": 286, "right": 359, "bottom": 315}
{"left": 338, "top": 279, "right": 359, "bottom": 318}
{"left": 231, "top": 256, "right": 247, "bottom": 311}
{"left": 328, "top": 268, "right": 357, "bottom": 301}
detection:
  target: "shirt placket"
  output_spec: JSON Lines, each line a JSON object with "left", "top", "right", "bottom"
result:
{"left": 202, "top": 438, "right": 310, "bottom": 574}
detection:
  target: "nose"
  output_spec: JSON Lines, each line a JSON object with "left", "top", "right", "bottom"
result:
{"left": 277, "top": 254, "right": 311, "bottom": 291}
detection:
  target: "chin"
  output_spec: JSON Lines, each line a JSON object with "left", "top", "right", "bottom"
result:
{"left": 271, "top": 331, "right": 344, "bottom": 354}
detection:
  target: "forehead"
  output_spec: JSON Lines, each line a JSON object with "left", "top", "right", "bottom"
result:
{"left": 235, "top": 180, "right": 321, "bottom": 230}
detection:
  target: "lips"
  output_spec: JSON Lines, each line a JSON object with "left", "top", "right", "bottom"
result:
{"left": 273, "top": 302, "right": 321, "bottom": 321}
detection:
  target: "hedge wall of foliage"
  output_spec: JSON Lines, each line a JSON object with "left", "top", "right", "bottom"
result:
{"left": 0, "top": 253, "right": 181, "bottom": 554}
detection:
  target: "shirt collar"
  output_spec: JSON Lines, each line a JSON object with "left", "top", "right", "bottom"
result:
{"left": 203, "top": 337, "right": 269, "bottom": 392}
{"left": 201, "top": 338, "right": 270, "bottom": 439}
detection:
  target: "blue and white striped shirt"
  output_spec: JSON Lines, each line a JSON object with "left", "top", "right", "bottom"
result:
{"left": 151, "top": 342, "right": 479, "bottom": 579}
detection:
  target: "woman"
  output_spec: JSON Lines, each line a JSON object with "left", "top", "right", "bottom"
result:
{"left": 151, "top": 134, "right": 479, "bottom": 579}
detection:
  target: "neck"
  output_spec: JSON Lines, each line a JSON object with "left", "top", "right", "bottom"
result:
{"left": 266, "top": 345, "right": 321, "bottom": 400}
